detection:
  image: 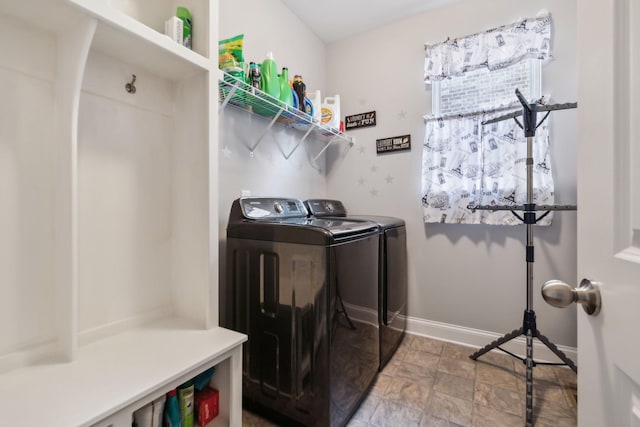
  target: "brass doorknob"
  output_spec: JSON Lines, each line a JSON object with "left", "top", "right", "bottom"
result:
{"left": 541, "top": 278, "right": 602, "bottom": 316}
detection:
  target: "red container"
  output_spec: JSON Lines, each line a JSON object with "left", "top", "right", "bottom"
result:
{"left": 194, "top": 387, "right": 219, "bottom": 426}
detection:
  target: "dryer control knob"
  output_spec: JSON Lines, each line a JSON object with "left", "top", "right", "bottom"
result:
{"left": 274, "top": 202, "right": 284, "bottom": 213}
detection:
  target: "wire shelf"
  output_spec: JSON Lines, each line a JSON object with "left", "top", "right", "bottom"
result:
{"left": 218, "top": 70, "right": 352, "bottom": 147}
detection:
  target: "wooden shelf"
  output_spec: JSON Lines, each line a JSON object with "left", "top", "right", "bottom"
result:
{"left": 0, "top": 318, "right": 245, "bottom": 426}
{"left": 68, "top": 0, "right": 210, "bottom": 80}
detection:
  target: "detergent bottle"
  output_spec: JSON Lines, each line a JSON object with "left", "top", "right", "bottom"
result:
{"left": 260, "top": 52, "right": 280, "bottom": 99}
{"left": 292, "top": 75, "right": 306, "bottom": 113}
{"left": 321, "top": 95, "right": 340, "bottom": 131}
{"left": 279, "top": 67, "right": 294, "bottom": 108}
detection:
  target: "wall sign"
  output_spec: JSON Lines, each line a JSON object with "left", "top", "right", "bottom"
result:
{"left": 345, "top": 111, "right": 376, "bottom": 130}
{"left": 376, "top": 134, "right": 411, "bottom": 154}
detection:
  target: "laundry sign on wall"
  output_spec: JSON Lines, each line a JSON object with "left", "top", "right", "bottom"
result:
{"left": 345, "top": 111, "right": 376, "bottom": 130}
{"left": 376, "top": 134, "right": 411, "bottom": 154}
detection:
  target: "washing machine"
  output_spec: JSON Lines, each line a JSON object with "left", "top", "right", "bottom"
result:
{"left": 222, "top": 197, "right": 380, "bottom": 427}
{"left": 304, "top": 199, "right": 408, "bottom": 371}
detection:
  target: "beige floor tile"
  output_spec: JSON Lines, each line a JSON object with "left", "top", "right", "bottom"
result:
{"left": 438, "top": 357, "right": 476, "bottom": 380}
{"left": 346, "top": 420, "right": 370, "bottom": 427}
{"left": 533, "top": 414, "right": 578, "bottom": 427}
{"left": 395, "top": 360, "right": 439, "bottom": 384}
{"left": 351, "top": 394, "right": 381, "bottom": 423}
{"left": 370, "top": 373, "right": 393, "bottom": 396}
{"left": 427, "top": 390, "right": 473, "bottom": 426}
{"left": 404, "top": 349, "right": 441, "bottom": 370}
{"left": 369, "top": 398, "right": 423, "bottom": 427}
{"left": 516, "top": 377, "right": 573, "bottom": 409}
{"left": 471, "top": 403, "right": 523, "bottom": 427}
{"left": 555, "top": 366, "right": 578, "bottom": 386}
{"left": 398, "top": 333, "right": 416, "bottom": 350}
{"left": 385, "top": 376, "right": 432, "bottom": 410}
{"left": 411, "top": 336, "right": 445, "bottom": 355}
{"left": 471, "top": 350, "right": 515, "bottom": 371}
{"left": 433, "top": 371, "right": 475, "bottom": 401}
{"left": 475, "top": 361, "right": 518, "bottom": 391}
{"left": 514, "top": 362, "right": 560, "bottom": 385}
{"left": 474, "top": 382, "right": 524, "bottom": 417}
{"left": 441, "top": 342, "right": 477, "bottom": 362}
{"left": 533, "top": 393, "right": 576, "bottom": 419}
{"left": 420, "top": 414, "right": 464, "bottom": 427}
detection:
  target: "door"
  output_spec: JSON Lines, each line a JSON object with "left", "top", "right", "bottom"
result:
{"left": 575, "top": 0, "right": 640, "bottom": 425}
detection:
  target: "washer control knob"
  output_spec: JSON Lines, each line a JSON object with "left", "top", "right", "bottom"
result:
{"left": 325, "top": 202, "right": 334, "bottom": 212}
{"left": 274, "top": 202, "right": 284, "bottom": 213}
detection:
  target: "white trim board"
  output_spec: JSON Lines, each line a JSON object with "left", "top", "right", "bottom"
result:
{"left": 405, "top": 315, "right": 577, "bottom": 364}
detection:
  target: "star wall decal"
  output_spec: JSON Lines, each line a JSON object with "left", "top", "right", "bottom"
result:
{"left": 371, "top": 165, "right": 378, "bottom": 173}
{"left": 370, "top": 188, "right": 378, "bottom": 197}
{"left": 359, "top": 98, "right": 366, "bottom": 105}
{"left": 358, "top": 146, "right": 366, "bottom": 154}
{"left": 221, "top": 145, "right": 232, "bottom": 159}
{"left": 358, "top": 177, "right": 365, "bottom": 186}
{"left": 385, "top": 175, "right": 394, "bottom": 184}
{"left": 398, "top": 110, "right": 407, "bottom": 119}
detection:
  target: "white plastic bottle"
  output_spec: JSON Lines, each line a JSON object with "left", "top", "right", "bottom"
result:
{"left": 321, "top": 95, "right": 340, "bottom": 131}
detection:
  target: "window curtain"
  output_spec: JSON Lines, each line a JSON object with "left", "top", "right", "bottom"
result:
{"left": 421, "top": 113, "right": 553, "bottom": 225}
{"left": 424, "top": 14, "right": 552, "bottom": 84}
{"left": 421, "top": 13, "right": 554, "bottom": 225}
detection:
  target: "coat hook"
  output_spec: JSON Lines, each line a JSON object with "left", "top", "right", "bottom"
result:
{"left": 125, "top": 74, "right": 136, "bottom": 94}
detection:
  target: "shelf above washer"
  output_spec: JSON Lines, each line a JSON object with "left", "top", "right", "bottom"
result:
{"left": 218, "top": 70, "right": 354, "bottom": 160}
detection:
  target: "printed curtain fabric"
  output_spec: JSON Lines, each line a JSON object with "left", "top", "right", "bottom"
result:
{"left": 424, "top": 14, "right": 552, "bottom": 83}
{"left": 421, "top": 113, "right": 554, "bottom": 225}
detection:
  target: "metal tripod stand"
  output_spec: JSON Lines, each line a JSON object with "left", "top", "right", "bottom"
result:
{"left": 468, "top": 89, "right": 577, "bottom": 426}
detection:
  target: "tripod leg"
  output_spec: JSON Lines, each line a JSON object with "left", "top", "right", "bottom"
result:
{"left": 526, "top": 330, "right": 534, "bottom": 427}
{"left": 469, "top": 327, "right": 524, "bottom": 360}
{"left": 535, "top": 330, "right": 578, "bottom": 373}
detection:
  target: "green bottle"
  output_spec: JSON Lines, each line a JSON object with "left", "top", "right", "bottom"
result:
{"left": 279, "top": 67, "right": 294, "bottom": 108}
{"left": 260, "top": 52, "right": 280, "bottom": 100}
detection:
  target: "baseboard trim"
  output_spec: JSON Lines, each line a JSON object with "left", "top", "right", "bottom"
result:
{"left": 0, "top": 340, "right": 59, "bottom": 375}
{"left": 405, "top": 315, "right": 577, "bottom": 364}
{"left": 336, "top": 303, "right": 577, "bottom": 364}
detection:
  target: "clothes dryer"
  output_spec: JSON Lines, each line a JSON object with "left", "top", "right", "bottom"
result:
{"left": 304, "top": 199, "right": 408, "bottom": 370}
{"left": 223, "top": 197, "right": 380, "bottom": 427}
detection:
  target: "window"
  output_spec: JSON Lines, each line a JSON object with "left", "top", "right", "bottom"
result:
{"left": 432, "top": 59, "right": 541, "bottom": 116}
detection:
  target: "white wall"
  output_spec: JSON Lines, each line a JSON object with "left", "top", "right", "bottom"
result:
{"left": 0, "top": 15, "right": 57, "bottom": 358}
{"left": 218, "top": 0, "right": 330, "bottom": 212}
{"left": 324, "top": 0, "right": 578, "bottom": 347}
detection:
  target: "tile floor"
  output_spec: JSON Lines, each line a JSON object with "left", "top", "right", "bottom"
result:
{"left": 242, "top": 334, "right": 577, "bottom": 427}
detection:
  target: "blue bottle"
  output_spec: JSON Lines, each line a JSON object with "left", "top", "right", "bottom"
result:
{"left": 164, "top": 389, "right": 181, "bottom": 427}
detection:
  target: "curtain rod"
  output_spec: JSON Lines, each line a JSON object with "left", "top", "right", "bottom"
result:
{"left": 423, "top": 12, "right": 550, "bottom": 50}
{"left": 423, "top": 103, "right": 521, "bottom": 123}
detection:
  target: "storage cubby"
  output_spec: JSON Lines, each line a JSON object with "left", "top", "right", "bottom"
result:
{"left": 0, "top": 0, "right": 245, "bottom": 425}
{"left": 77, "top": 49, "right": 211, "bottom": 345}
